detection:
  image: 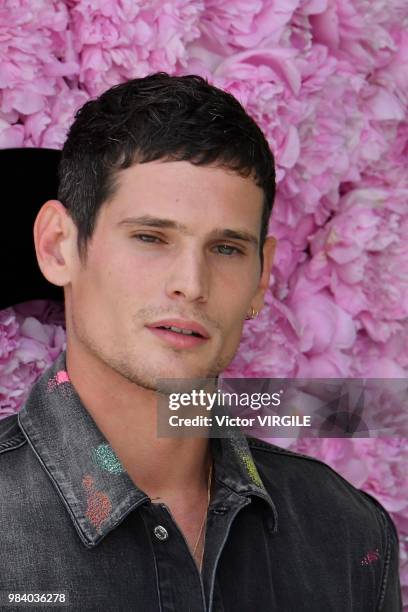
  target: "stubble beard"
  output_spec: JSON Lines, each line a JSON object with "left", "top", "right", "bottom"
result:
{"left": 73, "top": 318, "right": 237, "bottom": 396}
{"left": 101, "top": 347, "right": 234, "bottom": 396}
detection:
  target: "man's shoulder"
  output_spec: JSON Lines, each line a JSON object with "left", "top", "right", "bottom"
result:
{"left": 247, "top": 434, "right": 369, "bottom": 500}
{"left": 0, "top": 413, "right": 26, "bottom": 455}
{"left": 247, "top": 435, "right": 398, "bottom": 539}
{"left": 247, "top": 437, "right": 402, "bottom": 610}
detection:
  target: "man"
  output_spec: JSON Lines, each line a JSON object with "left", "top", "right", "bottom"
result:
{"left": 0, "top": 73, "right": 402, "bottom": 611}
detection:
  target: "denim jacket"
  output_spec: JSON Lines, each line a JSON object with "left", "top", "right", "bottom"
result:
{"left": 0, "top": 351, "right": 402, "bottom": 611}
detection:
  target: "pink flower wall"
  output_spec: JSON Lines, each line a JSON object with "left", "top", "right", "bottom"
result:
{"left": 0, "top": 0, "right": 407, "bottom": 604}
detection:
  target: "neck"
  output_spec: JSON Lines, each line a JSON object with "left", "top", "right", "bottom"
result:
{"left": 65, "top": 343, "right": 212, "bottom": 500}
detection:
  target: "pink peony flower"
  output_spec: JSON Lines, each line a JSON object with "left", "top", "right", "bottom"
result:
{"left": 0, "top": 304, "right": 66, "bottom": 419}
{"left": 0, "top": 0, "right": 78, "bottom": 130}
{"left": 349, "top": 326, "right": 408, "bottom": 378}
{"left": 308, "top": 188, "right": 408, "bottom": 342}
{"left": 66, "top": 0, "right": 204, "bottom": 96}
{"left": 309, "top": 0, "right": 401, "bottom": 72}
{"left": 24, "top": 81, "right": 88, "bottom": 148}
{"left": 199, "top": 0, "right": 300, "bottom": 54}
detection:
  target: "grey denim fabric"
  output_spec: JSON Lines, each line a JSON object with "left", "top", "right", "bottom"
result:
{"left": 0, "top": 351, "right": 402, "bottom": 611}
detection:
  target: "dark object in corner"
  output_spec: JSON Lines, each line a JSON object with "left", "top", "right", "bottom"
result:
{"left": 0, "top": 148, "right": 64, "bottom": 310}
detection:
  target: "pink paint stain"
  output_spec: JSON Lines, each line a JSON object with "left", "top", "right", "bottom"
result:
{"left": 360, "top": 548, "right": 380, "bottom": 566}
{"left": 47, "top": 370, "right": 72, "bottom": 394}
{"left": 56, "top": 370, "right": 70, "bottom": 383}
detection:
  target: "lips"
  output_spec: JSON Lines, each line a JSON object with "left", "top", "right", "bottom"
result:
{"left": 146, "top": 319, "right": 210, "bottom": 339}
{"left": 146, "top": 326, "right": 209, "bottom": 349}
{"left": 145, "top": 319, "right": 211, "bottom": 349}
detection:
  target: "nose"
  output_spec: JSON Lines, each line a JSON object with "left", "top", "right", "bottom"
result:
{"left": 164, "top": 247, "right": 209, "bottom": 304}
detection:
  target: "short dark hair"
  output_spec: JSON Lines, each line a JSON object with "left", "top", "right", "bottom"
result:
{"left": 58, "top": 72, "right": 276, "bottom": 271}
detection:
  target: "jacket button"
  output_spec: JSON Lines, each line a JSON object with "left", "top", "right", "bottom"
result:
{"left": 153, "top": 525, "right": 169, "bottom": 541}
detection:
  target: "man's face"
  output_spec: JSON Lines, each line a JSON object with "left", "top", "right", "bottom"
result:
{"left": 59, "top": 160, "right": 274, "bottom": 390}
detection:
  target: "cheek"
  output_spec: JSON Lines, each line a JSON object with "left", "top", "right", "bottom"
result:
{"left": 87, "top": 252, "right": 144, "bottom": 296}
{"left": 220, "top": 307, "right": 246, "bottom": 345}
{"left": 221, "top": 282, "right": 255, "bottom": 321}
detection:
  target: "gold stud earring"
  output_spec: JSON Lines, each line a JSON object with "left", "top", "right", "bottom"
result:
{"left": 245, "top": 306, "right": 259, "bottom": 320}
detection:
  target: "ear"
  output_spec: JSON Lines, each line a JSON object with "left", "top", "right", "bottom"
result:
{"left": 33, "top": 199, "right": 78, "bottom": 288}
{"left": 251, "top": 236, "right": 276, "bottom": 313}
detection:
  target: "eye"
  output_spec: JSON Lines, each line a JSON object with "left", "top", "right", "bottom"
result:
{"left": 131, "top": 234, "right": 163, "bottom": 243}
{"left": 215, "top": 244, "right": 244, "bottom": 256}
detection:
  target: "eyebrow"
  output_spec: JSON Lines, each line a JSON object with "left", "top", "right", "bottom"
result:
{"left": 117, "top": 215, "right": 259, "bottom": 247}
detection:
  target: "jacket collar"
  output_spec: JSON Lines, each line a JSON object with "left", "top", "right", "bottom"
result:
{"left": 18, "top": 350, "right": 277, "bottom": 548}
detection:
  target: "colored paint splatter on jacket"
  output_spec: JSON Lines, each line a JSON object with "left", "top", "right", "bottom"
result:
{"left": 360, "top": 548, "right": 380, "bottom": 566}
{"left": 91, "top": 443, "right": 124, "bottom": 475}
{"left": 240, "top": 453, "right": 264, "bottom": 489}
{"left": 82, "top": 474, "right": 112, "bottom": 531}
{"left": 47, "top": 370, "right": 71, "bottom": 395}
{"left": 229, "top": 435, "right": 264, "bottom": 489}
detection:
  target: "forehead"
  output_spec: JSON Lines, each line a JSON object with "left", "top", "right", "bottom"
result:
{"left": 102, "top": 160, "right": 264, "bottom": 228}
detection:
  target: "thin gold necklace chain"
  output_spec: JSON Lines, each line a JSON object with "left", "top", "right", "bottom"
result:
{"left": 192, "top": 461, "right": 213, "bottom": 569}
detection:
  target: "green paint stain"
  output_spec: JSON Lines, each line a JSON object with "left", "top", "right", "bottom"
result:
{"left": 229, "top": 435, "right": 265, "bottom": 489}
{"left": 241, "top": 453, "right": 264, "bottom": 488}
{"left": 92, "top": 444, "right": 124, "bottom": 475}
